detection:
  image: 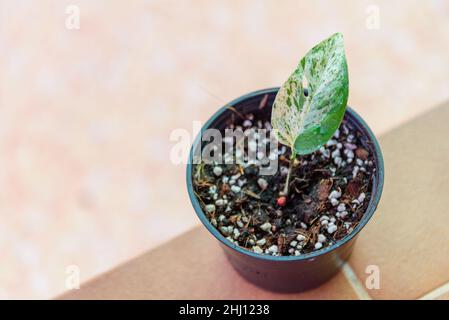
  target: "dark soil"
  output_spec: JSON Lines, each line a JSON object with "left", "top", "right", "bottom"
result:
{"left": 192, "top": 97, "right": 375, "bottom": 256}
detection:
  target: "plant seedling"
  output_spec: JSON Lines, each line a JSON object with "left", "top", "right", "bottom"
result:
{"left": 271, "top": 33, "right": 349, "bottom": 197}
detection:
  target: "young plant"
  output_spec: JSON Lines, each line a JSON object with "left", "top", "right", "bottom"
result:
{"left": 271, "top": 33, "right": 349, "bottom": 197}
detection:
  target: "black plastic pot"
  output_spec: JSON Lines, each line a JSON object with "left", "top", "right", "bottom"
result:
{"left": 186, "top": 88, "right": 384, "bottom": 292}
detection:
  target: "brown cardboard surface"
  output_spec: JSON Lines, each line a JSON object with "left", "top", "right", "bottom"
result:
{"left": 59, "top": 227, "right": 358, "bottom": 299}
{"left": 60, "top": 102, "right": 449, "bottom": 300}
{"left": 348, "top": 103, "right": 449, "bottom": 299}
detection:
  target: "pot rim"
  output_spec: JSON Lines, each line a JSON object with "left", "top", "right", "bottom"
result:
{"left": 186, "top": 87, "right": 384, "bottom": 262}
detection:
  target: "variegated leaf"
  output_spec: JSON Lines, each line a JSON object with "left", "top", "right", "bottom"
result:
{"left": 271, "top": 33, "right": 349, "bottom": 155}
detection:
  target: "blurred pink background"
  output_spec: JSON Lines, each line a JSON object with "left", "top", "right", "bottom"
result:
{"left": 1, "top": 0, "right": 449, "bottom": 299}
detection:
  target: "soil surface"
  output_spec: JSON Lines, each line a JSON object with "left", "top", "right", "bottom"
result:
{"left": 192, "top": 97, "right": 375, "bottom": 256}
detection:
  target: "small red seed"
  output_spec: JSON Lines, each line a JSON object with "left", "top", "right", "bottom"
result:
{"left": 277, "top": 196, "right": 286, "bottom": 207}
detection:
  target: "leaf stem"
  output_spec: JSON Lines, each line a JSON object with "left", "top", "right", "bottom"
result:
{"left": 282, "top": 149, "right": 296, "bottom": 196}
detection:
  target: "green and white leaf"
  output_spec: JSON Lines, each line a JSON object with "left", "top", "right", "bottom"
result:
{"left": 271, "top": 33, "right": 349, "bottom": 155}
